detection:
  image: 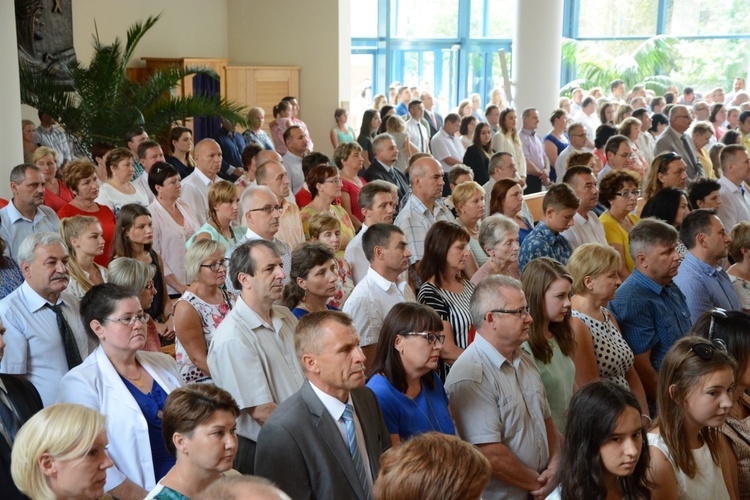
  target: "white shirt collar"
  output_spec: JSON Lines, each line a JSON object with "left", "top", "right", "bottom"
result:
{"left": 193, "top": 168, "right": 214, "bottom": 186}
{"left": 366, "top": 266, "right": 408, "bottom": 294}
{"left": 309, "top": 380, "right": 352, "bottom": 422}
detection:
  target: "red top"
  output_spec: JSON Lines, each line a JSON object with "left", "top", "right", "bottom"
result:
{"left": 44, "top": 179, "right": 74, "bottom": 212}
{"left": 341, "top": 177, "right": 367, "bottom": 223}
{"left": 57, "top": 202, "right": 117, "bottom": 266}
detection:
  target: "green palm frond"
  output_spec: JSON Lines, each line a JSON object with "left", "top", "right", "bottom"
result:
{"left": 122, "top": 14, "right": 162, "bottom": 69}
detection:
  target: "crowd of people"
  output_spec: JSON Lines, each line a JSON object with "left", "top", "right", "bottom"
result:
{"left": 4, "top": 80, "right": 750, "bottom": 499}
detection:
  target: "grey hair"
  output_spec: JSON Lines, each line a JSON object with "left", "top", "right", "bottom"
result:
{"left": 628, "top": 218, "right": 679, "bottom": 262}
{"left": 488, "top": 152, "right": 512, "bottom": 175}
{"left": 17, "top": 232, "right": 66, "bottom": 265}
{"left": 478, "top": 214, "right": 519, "bottom": 253}
{"left": 470, "top": 274, "right": 523, "bottom": 328}
{"left": 229, "top": 239, "right": 280, "bottom": 291}
{"left": 10, "top": 164, "right": 41, "bottom": 184}
{"left": 240, "top": 184, "right": 277, "bottom": 215}
{"left": 372, "top": 133, "right": 395, "bottom": 154}
{"left": 185, "top": 239, "right": 226, "bottom": 282}
{"left": 107, "top": 257, "right": 155, "bottom": 293}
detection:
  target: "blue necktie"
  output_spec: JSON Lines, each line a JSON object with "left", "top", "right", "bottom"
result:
{"left": 0, "top": 395, "right": 20, "bottom": 446}
{"left": 342, "top": 404, "right": 370, "bottom": 497}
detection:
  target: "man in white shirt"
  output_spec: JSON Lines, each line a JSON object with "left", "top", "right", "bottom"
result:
{"left": 573, "top": 96, "right": 600, "bottom": 145}
{"left": 282, "top": 126, "right": 309, "bottom": 195}
{"left": 405, "top": 99, "right": 430, "bottom": 154}
{"left": 561, "top": 166, "right": 608, "bottom": 250}
{"left": 430, "top": 113, "right": 465, "bottom": 173}
{"left": 345, "top": 180, "right": 397, "bottom": 284}
{"left": 0, "top": 233, "right": 92, "bottom": 406}
{"left": 554, "top": 122, "right": 590, "bottom": 180}
{"left": 717, "top": 145, "right": 750, "bottom": 231}
{"left": 134, "top": 140, "right": 166, "bottom": 203}
{"left": 343, "top": 224, "right": 415, "bottom": 367}
{"left": 181, "top": 139, "right": 222, "bottom": 225}
{"left": 208, "top": 239, "right": 305, "bottom": 474}
{"left": 632, "top": 108, "right": 656, "bottom": 166}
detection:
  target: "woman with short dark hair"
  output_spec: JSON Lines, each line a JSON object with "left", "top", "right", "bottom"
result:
{"left": 300, "top": 164, "right": 356, "bottom": 255}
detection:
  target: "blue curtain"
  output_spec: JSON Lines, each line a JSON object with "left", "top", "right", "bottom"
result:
{"left": 192, "top": 73, "right": 221, "bottom": 143}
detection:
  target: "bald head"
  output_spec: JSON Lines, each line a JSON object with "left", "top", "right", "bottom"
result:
{"left": 194, "top": 139, "right": 222, "bottom": 179}
{"left": 257, "top": 150, "right": 284, "bottom": 169}
{"left": 409, "top": 156, "right": 441, "bottom": 180}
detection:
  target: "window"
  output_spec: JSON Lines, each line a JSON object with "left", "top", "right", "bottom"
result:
{"left": 469, "top": 0, "right": 515, "bottom": 38}
{"left": 577, "top": 0, "right": 659, "bottom": 38}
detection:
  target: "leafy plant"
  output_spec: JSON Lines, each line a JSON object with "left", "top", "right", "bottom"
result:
{"left": 560, "top": 35, "right": 679, "bottom": 96}
{"left": 19, "top": 13, "right": 246, "bottom": 156}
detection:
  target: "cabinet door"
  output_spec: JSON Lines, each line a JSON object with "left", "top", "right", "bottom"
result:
{"left": 225, "top": 67, "right": 300, "bottom": 131}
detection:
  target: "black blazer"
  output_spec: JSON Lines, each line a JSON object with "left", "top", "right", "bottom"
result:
{"left": 362, "top": 159, "right": 409, "bottom": 201}
{"left": 463, "top": 145, "right": 491, "bottom": 185}
{"left": 255, "top": 383, "right": 391, "bottom": 500}
{"left": 1, "top": 375, "right": 43, "bottom": 500}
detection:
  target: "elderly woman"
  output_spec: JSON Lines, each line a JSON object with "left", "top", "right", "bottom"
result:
{"left": 491, "top": 108, "right": 526, "bottom": 185}
{"left": 692, "top": 121, "right": 717, "bottom": 179}
{"left": 242, "top": 106, "right": 274, "bottom": 151}
{"left": 417, "top": 221, "right": 476, "bottom": 380}
{"left": 642, "top": 151, "right": 688, "bottom": 201}
{"left": 108, "top": 257, "right": 165, "bottom": 353}
{"left": 58, "top": 161, "right": 117, "bottom": 266}
{"left": 300, "top": 164, "right": 356, "bottom": 255}
{"left": 471, "top": 214, "right": 520, "bottom": 285}
{"left": 60, "top": 216, "right": 107, "bottom": 298}
{"left": 165, "top": 126, "right": 195, "bottom": 179}
{"left": 58, "top": 283, "right": 184, "bottom": 498}
{"left": 367, "top": 302, "right": 455, "bottom": 445}
{"left": 599, "top": 170, "right": 641, "bottom": 279}
{"left": 567, "top": 243, "right": 648, "bottom": 414}
{"left": 173, "top": 240, "right": 235, "bottom": 384}
{"left": 33, "top": 146, "right": 74, "bottom": 211}
{"left": 145, "top": 385, "right": 239, "bottom": 499}
{"left": 452, "top": 181, "right": 486, "bottom": 268}
{"left": 281, "top": 242, "right": 339, "bottom": 318}
{"left": 489, "top": 178, "right": 533, "bottom": 244}
{"left": 147, "top": 163, "right": 200, "bottom": 298}
{"left": 463, "top": 122, "right": 493, "bottom": 185}
{"left": 385, "top": 115, "right": 413, "bottom": 175}
{"left": 95, "top": 147, "right": 149, "bottom": 217}
{"left": 308, "top": 213, "right": 353, "bottom": 309}
{"left": 186, "top": 181, "right": 245, "bottom": 252}
{"left": 334, "top": 141, "right": 368, "bottom": 231}
{"left": 11, "top": 403, "right": 114, "bottom": 500}
{"left": 728, "top": 222, "right": 750, "bottom": 312}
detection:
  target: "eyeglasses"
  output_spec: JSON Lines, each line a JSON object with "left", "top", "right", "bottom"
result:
{"left": 489, "top": 306, "right": 530, "bottom": 318}
{"left": 615, "top": 152, "right": 635, "bottom": 160}
{"left": 200, "top": 259, "right": 229, "bottom": 272}
{"left": 324, "top": 177, "right": 343, "bottom": 185}
{"left": 247, "top": 205, "right": 283, "bottom": 214}
{"left": 615, "top": 190, "right": 641, "bottom": 198}
{"left": 708, "top": 308, "right": 727, "bottom": 340}
{"left": 104, "top": 313, "right": 150, "bottom": 326}
{"left": 402, "top": 331, "right": 446, "bottom": 345}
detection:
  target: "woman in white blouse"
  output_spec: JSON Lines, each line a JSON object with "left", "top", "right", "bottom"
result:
{"left": 95, "top": 147, "right": 150, "bottom": 217}
{"left": 147, "top": 163, "right": 200, "bottom": 298}
{"left": 490, "top": 108, "right": 527, "bottom": 187}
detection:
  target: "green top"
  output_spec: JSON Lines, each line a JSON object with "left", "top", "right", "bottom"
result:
{"left": 522, "top": 336, "right": 575, "bottom": 431}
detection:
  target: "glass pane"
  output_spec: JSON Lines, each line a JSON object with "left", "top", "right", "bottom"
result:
{"left": 390, "top": 0, "right": 458, "bottom": 38}
{"left": 468, "top": 52, "right": 485, "bottom": 96}
{"left": 666, "top": 0, "right": 750, "bottom": 36}
{"left": 469, "top": 0, "right": 515, "bottom": 38}
{"left": 351, "top": 0, "right": 379, "bottom": 38}
{"left": 670, "top": 38, "right": 750, "bottom": 93}
{"left": 403, "top": 51, "right": 419, "bottom": 88}
{"left": 350, "top": 54, "right": 375, "bottom": 134}
{"left": 578, "top": 0, "right": 658, "bottom": 37}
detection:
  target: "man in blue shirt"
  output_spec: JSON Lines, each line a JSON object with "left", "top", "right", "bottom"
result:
{"left": 609, "top": 219, "right": 691, "bottom": 404}
{"left": 518, "top": 183, "right": 578, "bottom": 271}
{"left": 673, "top": 209, "right": 741, "bottom": 323}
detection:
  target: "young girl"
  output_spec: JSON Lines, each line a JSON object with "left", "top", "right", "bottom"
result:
{"left": 521, "top": 257, "right": 576, "bottom": 430}
{"left": 60, "top": 215, "right": 108, "bottom": 298}
{"left": 648, "top": 335, "right": 736, "bottom": 499}
{"left": 307, "top": 212, "right": 353, "bottom": 309}
{"left": 551, "top": 380, "right": 652, "bottom": 500}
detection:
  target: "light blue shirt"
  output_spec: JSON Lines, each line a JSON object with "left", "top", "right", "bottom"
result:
{"left": 0, "top": 201, "right": 59, "bottom": 261}
{"left": 673, "top": 251, "right": 741, "bottom": 323}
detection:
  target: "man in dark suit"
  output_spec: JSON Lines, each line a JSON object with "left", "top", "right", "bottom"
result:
{"left": 255, "top": 311, "right": 391, "bottom": 500}
{"left": 0, "top": 319, "right": 44, "bottom": 500}
{"left": 362, "top": 134, "right": 409, "bottom": 202}
{"left": 421, "top": 91, "right": 443, "bottom": 138}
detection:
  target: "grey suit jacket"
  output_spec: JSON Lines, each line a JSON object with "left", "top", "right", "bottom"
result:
{"left": 255, "top": 382, "right": 391, "bottom": 500}
{"left": 654, "top": 126, "right": 704, "bottom": 180}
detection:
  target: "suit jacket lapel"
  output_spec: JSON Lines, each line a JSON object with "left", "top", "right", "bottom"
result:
{"left": 301, "top": 383, "right": 367, "bottom": 500}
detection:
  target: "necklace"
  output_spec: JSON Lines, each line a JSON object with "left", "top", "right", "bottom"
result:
{"left": 457, "top": 218, "right": 479, "bottom": 235}
{"left": 407, "top": 383, "right": 440, "bottom": 432}
{"left": 124, "top": 365, "right": 145, "bottom": 389}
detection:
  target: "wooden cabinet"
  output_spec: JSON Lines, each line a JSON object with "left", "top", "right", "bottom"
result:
{"left": 140, "top": 57, "right": 230, "bottom": 97}
{"left": 224, "top": 66, "right": 300, "bottom": 130}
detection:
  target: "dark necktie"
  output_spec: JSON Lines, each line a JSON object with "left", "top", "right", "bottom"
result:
{"left": 680, "top": 135, "right": 700, "bottom": 173}
{"left": 46, "top": 303, "right": 83, "bottom": 369}
{"left": 0, "top": 395, "right": 20, "bottom": 446}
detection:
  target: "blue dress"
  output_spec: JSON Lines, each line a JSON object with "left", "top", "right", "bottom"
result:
{"left": 517, "top": 216, "right": 534, "bottom": 246}
{"left": 291, "top": 304, "right": 339, "bottom": 319}
{"left": 367, "top": 372, "right": 455, "bottom": 440}
{"left": 122, "top": 377, "right": 175, "bottom": 481}
{"left": 543, "top": 133, "right": 569, "bottom": 182}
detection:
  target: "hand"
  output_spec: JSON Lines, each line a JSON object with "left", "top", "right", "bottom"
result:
{"left": 156, "top": 317, "right": 176, "bottom": 342}
{"left": 530, "top": 467, "right": 557, "bottom": 499}
{"left": 540, "top": 171, "right": 550, "bottom": 185}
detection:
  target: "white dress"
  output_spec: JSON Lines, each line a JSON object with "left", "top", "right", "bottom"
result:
{"left": 648, "top": 433, "right": 730, "bottom": 499}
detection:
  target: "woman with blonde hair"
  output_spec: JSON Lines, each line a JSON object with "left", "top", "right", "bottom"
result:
{"left": 567, "top": 243, "right": 648, "bottom": 412}
{"left": 34, "top": 146, "right": 74, "bottom": 211}
{"left": 452, "top": 181, "right": 486, "bottom": 267}
{"left": 614, "top": 104, "right": 633, "bottom": 125}
{"left": 11, "top": 403, "right": 113, "bottom": 500}
{"left": 187, "top": 181, "right": 245, "bottom": 252}
{"left": 728, "top": 221, "right": 750, "bottom": 312}
{"left": 60, "top": 215, "right": 107, "bottom": 298}
{"left": 491, "top": 108, "right": 526, "bottom": 185}
{"left": 173, "top": 240, "right": 235, "bottom": 384}
{"left": 692, "top": 121, "right": 717, "bottom": 179}
{"left": 385, "top": 115, "right": 414, "bottom": 174}
{"left": 521, "top": 257, "right": 576, "bottom": 430}
{"left": 242, "top": 106, "right": 274, "bottom": 151}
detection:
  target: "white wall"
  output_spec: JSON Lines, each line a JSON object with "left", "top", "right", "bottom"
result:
{"left": 0, "top": 1, "right": 24, "bottom": 199}
{"left": 226, "top": 0, "right": 351, "bottom": 158}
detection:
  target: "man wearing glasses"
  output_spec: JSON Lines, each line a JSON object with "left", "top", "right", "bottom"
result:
{"left": 597, "top": 135, "right": 635, "bottom": 182}
{"left": 446, "top": 275, "right": 560, "bottom": 500}
{"left": 654, "top": 105, "right": 704, "bottom": 180}
{"left": 554, "top": 122, "right": 591, "bottom": 180}
{"left": 225, "top": 186, "right": 291, "bottom": 293}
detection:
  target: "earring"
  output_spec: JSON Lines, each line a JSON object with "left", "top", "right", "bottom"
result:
{"left": 302, "top": 289, "right": 307, "bottom": 302}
